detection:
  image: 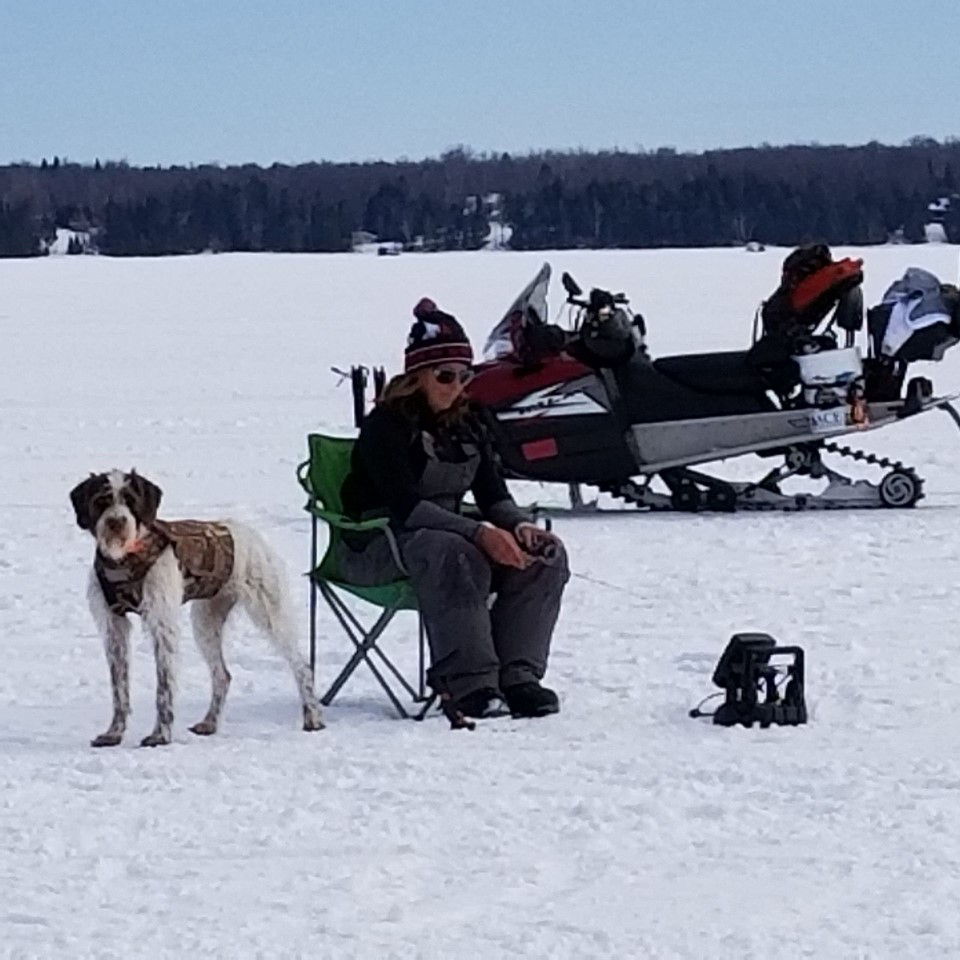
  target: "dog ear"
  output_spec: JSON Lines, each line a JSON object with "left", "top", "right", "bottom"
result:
{"left": 127, "top": 469, "right": 163, "bottom": 525}
{"left": 69, "top": 474, "right": 104, "bottom": 531}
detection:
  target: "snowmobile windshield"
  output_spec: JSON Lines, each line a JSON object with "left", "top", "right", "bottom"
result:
{"left": 483, "top": 262, "right": 552, "bottom": 361}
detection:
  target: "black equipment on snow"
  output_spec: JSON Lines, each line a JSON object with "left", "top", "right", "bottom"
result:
{"left": 689, "top": 633, "right": 807, "bottom": 728}
{"left": 335, "top": 364, "right": 387, "bottom": 428}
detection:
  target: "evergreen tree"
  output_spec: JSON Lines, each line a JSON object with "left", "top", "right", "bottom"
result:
{"left": 4, "top": 140, "right": 960, "bottom": 256}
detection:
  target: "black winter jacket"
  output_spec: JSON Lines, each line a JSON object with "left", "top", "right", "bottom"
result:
{"left": 340, "top": 397, "right": 527, "bottom": 539}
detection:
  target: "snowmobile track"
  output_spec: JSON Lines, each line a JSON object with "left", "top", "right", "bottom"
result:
{"left": 597, "top": 442, "right": 925, "bottom": 513}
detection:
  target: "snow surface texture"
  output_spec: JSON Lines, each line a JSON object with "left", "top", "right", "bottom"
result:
{"left": 2, "top": 246, "right": 960, "bottom": 959}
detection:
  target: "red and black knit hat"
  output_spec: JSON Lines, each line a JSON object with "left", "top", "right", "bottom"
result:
{"left": 405, "top": 298, "right": 474, "bottom": 372}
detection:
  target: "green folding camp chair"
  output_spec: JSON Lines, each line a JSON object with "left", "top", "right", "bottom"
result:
{"left": 296, "top": 433, "right": 433, "bottom": 719}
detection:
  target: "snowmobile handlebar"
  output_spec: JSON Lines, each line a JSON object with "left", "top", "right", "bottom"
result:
{"left": 561, "top": 271, "right": 628, "bottom": 310}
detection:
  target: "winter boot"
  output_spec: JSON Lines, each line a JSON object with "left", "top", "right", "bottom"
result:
{"left": 503, "top": 681, "right": 560, "bottom": 718}
{"left": 456, "top": 687, "right": 509, "bottom": 719}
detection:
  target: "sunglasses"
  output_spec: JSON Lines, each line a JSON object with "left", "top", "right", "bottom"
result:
{"left": 432, "top": 366, "right": 474, "bottom": 386}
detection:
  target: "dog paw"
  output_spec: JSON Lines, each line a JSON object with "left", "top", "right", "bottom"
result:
{"left": 91, "top": 732, "right": 123, "bottom": 748}
{"left": 139, "top": 731, "right": 171, "bottom": 748}
{"left": 303, "top": 709, "right": 325, "bottom": 732}
{"left": 189, "top": 720, "right": 217, "bottom": 736}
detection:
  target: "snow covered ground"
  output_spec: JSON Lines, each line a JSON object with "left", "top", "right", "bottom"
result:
{"left": 3, "top": 245, "right": 960, "bottom": 958}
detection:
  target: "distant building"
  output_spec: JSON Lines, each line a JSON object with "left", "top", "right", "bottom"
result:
{"left": 45, "top": 227, "right": 93, "bottom": 255}
{"left": 351, "top": 230, "right": 378, "bottom": 251}
{"left": 924, "top": 196, "right": 950, "bottom": 243}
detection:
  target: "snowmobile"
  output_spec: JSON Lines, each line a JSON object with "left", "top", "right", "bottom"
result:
{"left": 467, "top": 255, "right": 960, "bottom": 513}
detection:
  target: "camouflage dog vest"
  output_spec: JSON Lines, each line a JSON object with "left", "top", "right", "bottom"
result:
{"left": 95, "top": 520, "right": 235, "bottom": 617}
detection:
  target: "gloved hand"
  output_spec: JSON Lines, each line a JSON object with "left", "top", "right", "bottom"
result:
{"left": 474, "top": 522, "right": 532, "bottom": 569}
{"left": 514, "top": 522, "right": 563, "bottom": 562}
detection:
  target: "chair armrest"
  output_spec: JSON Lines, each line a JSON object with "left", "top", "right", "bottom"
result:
{"left": 306, "top": 504, "right": 390, "bottom": 532}
{"left": 295, "top": 458, "right": 314, "bottom": 498}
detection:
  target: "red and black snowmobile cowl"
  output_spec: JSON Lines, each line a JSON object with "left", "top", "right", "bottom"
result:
{"left": 473, "top": 263, "right": 779, "bottom": 491}
{"left": 470, "top": 354, "right": 636, "bottom": 485}
{"left": 475, "top": 262, "right": 642, "bottom": 484}
{"left": 471, "top": 347, "right": 775, "bottom": 487}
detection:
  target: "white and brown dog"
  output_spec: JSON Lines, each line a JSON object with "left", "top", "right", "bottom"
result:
{"left": 70, "top": 469, "right": 324, "bottom": 747}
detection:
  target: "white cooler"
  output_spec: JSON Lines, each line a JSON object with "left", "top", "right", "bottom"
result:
{"left": 792, "top": 347, "right": 863, "bottom": 407}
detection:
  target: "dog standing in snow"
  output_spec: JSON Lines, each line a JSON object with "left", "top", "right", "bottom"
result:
{"left": 70, "top": 469, "right": 324, "bottom": 747}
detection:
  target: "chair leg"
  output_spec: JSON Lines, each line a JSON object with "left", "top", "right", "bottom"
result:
{"left": 319, "top": 595, "right": 393, "bottom": 703}
{"left": 326, "top": 619, "right": 411, "bottom": 718}
{"left": 417, "top": 614, "right": 428, "bottom": 701}
{"left": 320, "top": 592, "right": 410, "bottom": 717}
{"left": 354, "top": 618, "right": 417, "bottom": 716}
{"left": 360, "top": 652, "right": 411, "bottom": 719}
{"left": 317, "top": 584, "right": 430, "bottom": 720}
{"left": 370, "top": 645, "right": 420, "bottom": 702}
{"left": 414, "top": 692, "right": 438, "bottom": 721}
{"left": 309, "top": 515, "right": 318, "bottom": 676}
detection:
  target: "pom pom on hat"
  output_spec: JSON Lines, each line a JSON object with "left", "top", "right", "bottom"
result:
{"left": 405, "top": 298, "right": 473, "bottom": 372}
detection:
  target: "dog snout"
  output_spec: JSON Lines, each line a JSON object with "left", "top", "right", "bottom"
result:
{"left": 105, "top": 515, "right": 127, "bottom": 534}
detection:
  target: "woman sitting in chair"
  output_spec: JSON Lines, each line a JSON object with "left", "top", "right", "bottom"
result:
{"left": 339, "top": 298, "right": 569, "bottom": 720}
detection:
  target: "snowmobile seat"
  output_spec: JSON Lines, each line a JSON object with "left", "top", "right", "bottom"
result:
{"left": 653, "top": 351, "right": 769, "bottom": 397}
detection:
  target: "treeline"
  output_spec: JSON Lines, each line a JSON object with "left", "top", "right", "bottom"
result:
{"left": 2, "top": 138, "right": 960, "bottom": 258}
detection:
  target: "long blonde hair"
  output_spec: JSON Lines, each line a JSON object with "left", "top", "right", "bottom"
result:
{"left": 379, "top": 371, "right": 423, "bottom": 404}
{"left": 378, "top": 369, "right": 471, "bottom": 425}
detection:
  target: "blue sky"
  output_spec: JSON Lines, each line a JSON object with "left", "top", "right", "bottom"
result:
{"left": 1, "top": 0, "right": 958, "bottom": 166}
